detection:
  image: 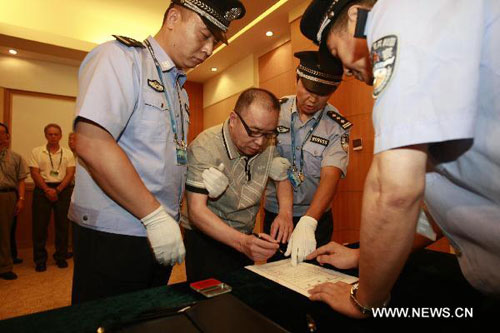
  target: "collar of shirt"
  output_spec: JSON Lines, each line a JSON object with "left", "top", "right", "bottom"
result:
{"left": 290, "top": 96, "right": 324, "bottom": 128}
{"left": 146, "top": 36, "right": 187, "bottom": 87}
{"left": 222, "top": 119, "right": 240, "bottom": 160}
{"left": 43, "top": 145, "right": 62, "bottom": 155}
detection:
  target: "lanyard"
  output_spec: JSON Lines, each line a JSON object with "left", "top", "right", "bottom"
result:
{"left": 290, "top": 98, "right": 324, "bottom": 173}
{"left": 47, "top": 146, "right": 63, "bottom": 171}
{"left": 144, "top": 39, "right": 186, "bottom": 146}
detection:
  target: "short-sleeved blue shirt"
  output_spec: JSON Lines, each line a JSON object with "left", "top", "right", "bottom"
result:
{"left": 69, "top": 36, "right": 189, "bottom": 237}
{"left": 367, "top": 0, "right": 500, "bottom": 295}
{"left": 264, "top": 96, "right": 350, "bottom": 216}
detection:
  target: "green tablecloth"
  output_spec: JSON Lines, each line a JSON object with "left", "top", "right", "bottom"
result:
{"left": 1, "top": 250, "right": 497, "bottom": 332}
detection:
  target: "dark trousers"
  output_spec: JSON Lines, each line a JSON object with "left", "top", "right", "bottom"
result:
{"left": 71, "top": 222, "right": 173, "bottom": 304}
{"left": 184, "top": 228, "right": 253, "bottom": 282}
{"left": 10, "top": 216, "right": 18, "bottom": 260}
{"left": 263, "top": 209, "right": 333, "bottom": 262}
{"left": 0, "top": 191, "right": 16, "bottom": 274}
{"left": 32, "top": 184, "right": 71, "bottom": 264}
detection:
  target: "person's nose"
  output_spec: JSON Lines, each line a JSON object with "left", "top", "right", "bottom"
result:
{"left": 201, "top": 40, "right": 214, "bottom": 58}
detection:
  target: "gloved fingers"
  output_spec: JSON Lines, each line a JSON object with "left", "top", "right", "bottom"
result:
{"left": 297, "top": 245, "right": 305, "bottom": 265}
{"left": 285, "top": 241, "right": 292, "bottom": 257}
{"left": 216, "top": 163, "right": 225, "bottom": 172}
{"left": 292, "top": 243, "right": 299, "bottom": 266}
{"left": 177, "top": 244, "right": 186, "bottom": 265}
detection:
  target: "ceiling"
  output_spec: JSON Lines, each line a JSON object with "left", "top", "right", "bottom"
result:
{"left": 0, "top": 0, "right": 308, "bottom": 83}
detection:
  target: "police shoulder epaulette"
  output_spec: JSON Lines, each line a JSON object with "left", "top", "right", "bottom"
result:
{"left": 327, "top": 111, "right": 353, "bottom": 130}
{"left": 113, "top": 35, "right": 145, "bottom": 48}
{"left": 279, "top": 97, "right": 289, "bottom": 105}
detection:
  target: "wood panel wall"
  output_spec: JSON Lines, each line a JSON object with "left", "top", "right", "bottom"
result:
{"left": 184, "top": 81, "right": 204, "bottom": 143}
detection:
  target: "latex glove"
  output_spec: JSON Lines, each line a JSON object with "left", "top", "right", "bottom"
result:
{"left": 285, "top": 215, "right": 318, "bottom": 266}
{"left": 141, "top": 205, "right": 185, "bottom": 266}
{"left": 269, "top": 157, "right": 291, "bottom": 181}
{"left": 202, "top": 163, "right": 229, "bottom": 198}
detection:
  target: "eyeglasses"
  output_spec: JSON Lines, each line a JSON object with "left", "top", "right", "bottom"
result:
{"left": 234, "top": 111, "right": 278, "bottom": 139}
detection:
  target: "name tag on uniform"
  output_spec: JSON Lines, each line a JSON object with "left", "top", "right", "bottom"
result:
{"left": 310, "top": 135, "right": 329, "bottom": 147}
{"left": 50, "top": 170, "right": 59, "bottom": 177}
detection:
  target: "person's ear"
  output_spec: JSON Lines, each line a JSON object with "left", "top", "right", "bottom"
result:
{"left": 165, "top": 6, "right": 182, "bottom": 30}
{"left": 347, "top": 5, "right": 361, "bottom": 24}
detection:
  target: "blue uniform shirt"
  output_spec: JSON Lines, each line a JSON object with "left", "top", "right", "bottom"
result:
{"left": 69, "top": 36, "right": 189, "bottom": 237}
{"left": 264, "top": 95, "right": 350, "bottom": 216}
{"left": 367, "top": 0, "right": 500, "bottom": 295}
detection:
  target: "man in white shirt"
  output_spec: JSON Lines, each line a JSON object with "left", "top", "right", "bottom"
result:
{"left": 30, "top": 123, "right": 75, "bottom": 272}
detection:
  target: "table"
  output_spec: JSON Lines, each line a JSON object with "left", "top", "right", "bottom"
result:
{"left": 0, "top": 250, "right": 497, "bottom": 332}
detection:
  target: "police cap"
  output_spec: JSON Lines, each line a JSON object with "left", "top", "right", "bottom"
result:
{"left": 172, "top": 0, "right": 246, "bottom": 44}
{"left": 300, "top": 0, "right": 355, "bottom": 46}
{"left": 295, "top": 50, "right": 343, "bottom": 96}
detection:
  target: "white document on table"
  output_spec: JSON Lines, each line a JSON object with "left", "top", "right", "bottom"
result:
{"left": 245, "top": 259, "right": 358, "bottom": 298}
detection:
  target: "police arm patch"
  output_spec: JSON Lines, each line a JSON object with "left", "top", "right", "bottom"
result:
{"left": 371, "top": 35, "right": 397, "bottom": 98}
{"left": 341, "top": 133, "right": 349, "bottom": 152}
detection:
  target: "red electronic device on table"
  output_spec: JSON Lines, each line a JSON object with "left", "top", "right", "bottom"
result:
{"left": 190, "top": 278, "right": 232, "bottom": 298}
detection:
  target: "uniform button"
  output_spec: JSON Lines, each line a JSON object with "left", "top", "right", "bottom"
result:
{"left": 83, "top": 215, "right": 88, "bottom": 221}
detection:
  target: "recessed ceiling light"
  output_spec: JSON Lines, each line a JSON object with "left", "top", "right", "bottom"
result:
{"left": 211, "top": 67, "right": 218, "bottom": 72}
{"left": 8, "top": 49, "right": 18, "bottom": 55}
{"left": 266, "top": 31, "right": 274, "bottom": 37}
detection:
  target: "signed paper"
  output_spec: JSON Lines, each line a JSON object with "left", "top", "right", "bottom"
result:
{"left": 246, "top": 259, "right": 358, "bottom": 297}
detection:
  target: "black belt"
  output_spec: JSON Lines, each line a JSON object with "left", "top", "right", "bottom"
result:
{"left": 0, "top": 188, "right": 16, "bottom": 192}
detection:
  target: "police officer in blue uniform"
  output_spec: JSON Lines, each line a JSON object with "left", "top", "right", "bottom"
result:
{"left": 301, "top": 0, "right": 500, "bottom": 318}
{"left": 264, "top": 51, "right": 350, "bottom": 266}
{"left": 70, "top": 0, "right": 245, "bottom": 304}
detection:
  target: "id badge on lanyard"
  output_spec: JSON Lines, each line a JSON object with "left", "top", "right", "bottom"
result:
{"left": 145, "top": 39, "right": 187, "bottom": 166}
{"left": 176, "top": 142, "right": 188, "bottom": 165}
{"left": 287, "top": 166, "right": 304, "bottom": 190}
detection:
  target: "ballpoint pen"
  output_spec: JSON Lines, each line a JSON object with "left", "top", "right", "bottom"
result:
{"left": 252, "top": 233, "right": 285, "bottom": 255}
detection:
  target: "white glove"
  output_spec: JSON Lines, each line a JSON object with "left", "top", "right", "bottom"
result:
{"left": 202, "top": 163, "right": 229, "bottom": 198}
{"left": 269, "top": 157, "right": 291, "bottom": 181}
{"left": 285, "top": 215, "right": 318, "bottom": 266}
{"left": 416, "top": 209, "right": 437, "bottom": 241}
{"left": 141, "top": 205, "right": 185, "bottom": 266}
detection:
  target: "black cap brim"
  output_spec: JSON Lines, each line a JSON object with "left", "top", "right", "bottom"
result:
{"left": 202, "top": 17, "right": 228, "bottom": 45}
{"left": 300, "top": 77, "right": 337, "bottom": 96}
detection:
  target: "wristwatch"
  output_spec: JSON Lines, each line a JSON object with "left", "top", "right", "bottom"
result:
{"left": 350, "top": 283, "right": 390, "bottom": 316}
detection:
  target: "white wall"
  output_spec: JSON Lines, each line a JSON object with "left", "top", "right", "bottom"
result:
{"left": 203, "top": 54, "right": 257, "bottom": 108}
{"left": 0, "top": 54, "right": 79, "bottom": 97}
{"left": 1, "top": 55, "right": 79, "bottom": 182}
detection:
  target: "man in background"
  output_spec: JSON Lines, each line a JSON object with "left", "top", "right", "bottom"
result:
{"left": 0, "top": 122, "right": 29, "bottom": 280}
{"left": 30, "top": 123, "right": 75, "bottom": 272}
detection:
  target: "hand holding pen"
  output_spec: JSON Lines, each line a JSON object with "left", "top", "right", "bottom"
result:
{"left": 240, "top": 232, "right": 280, "bottom": 261}
{"left": 253, "top": 233, "right": 285, "bottom": 255}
